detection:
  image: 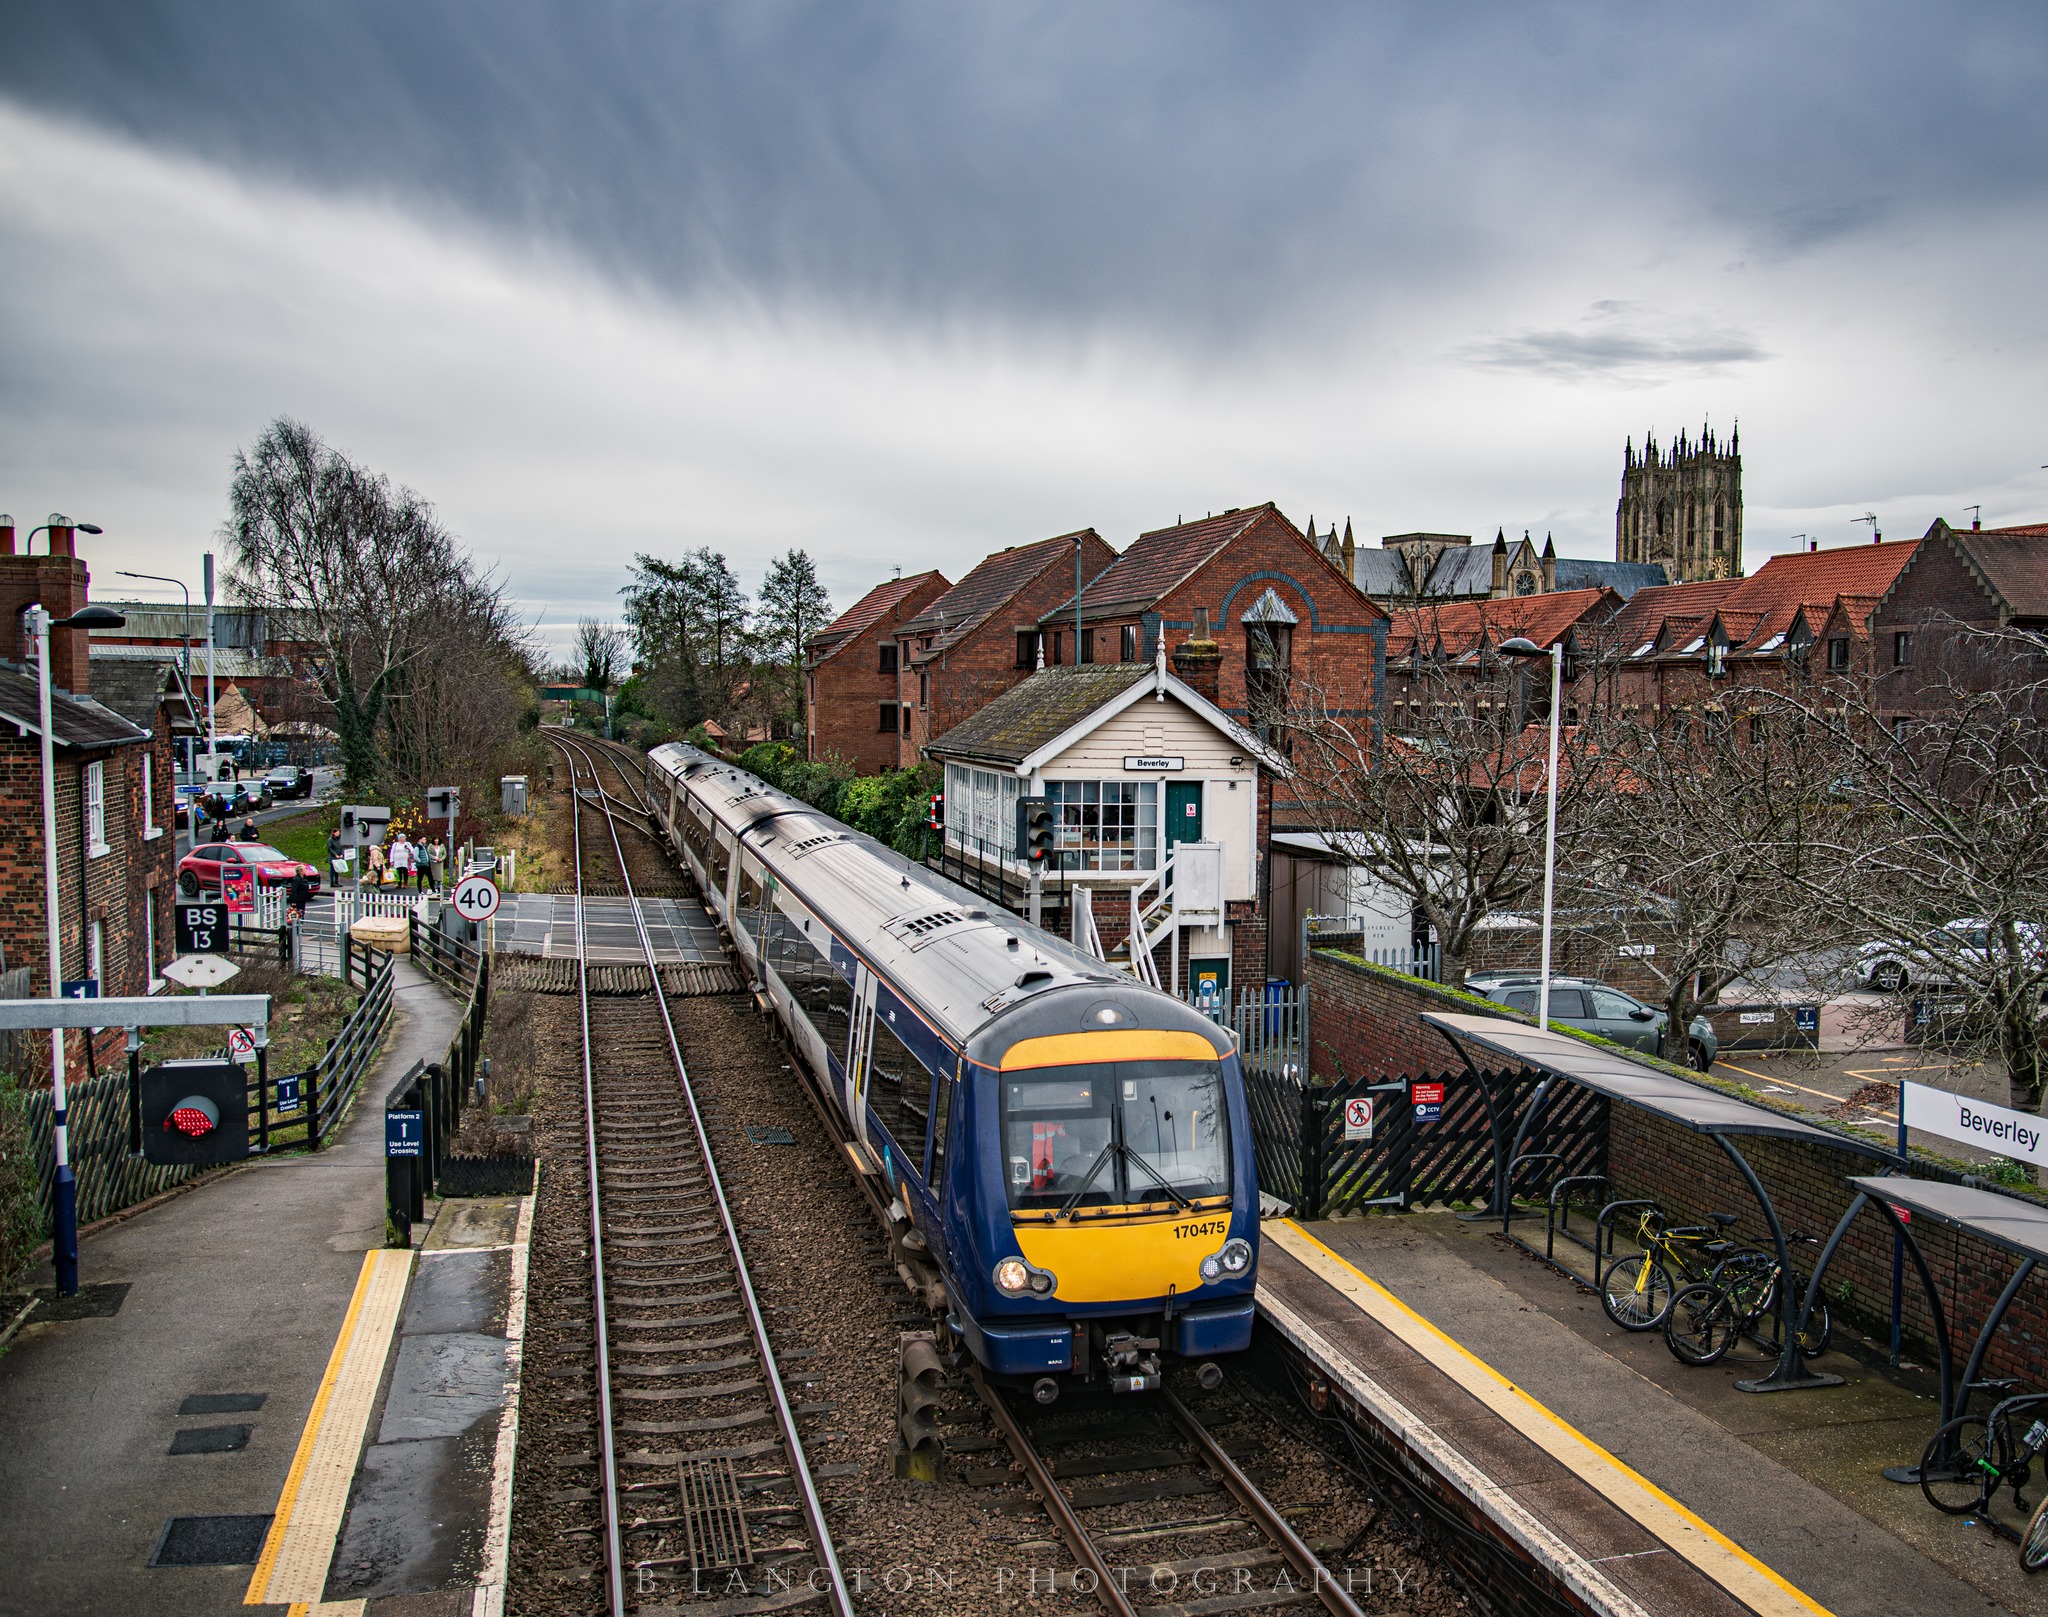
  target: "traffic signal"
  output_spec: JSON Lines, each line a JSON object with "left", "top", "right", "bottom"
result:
{"left": 140, "top": 1060, "right": 249, "bottom": 1166}
{"left": 1017, "top": 796, "right": 1055, "bottom": 864}
{"left": 927, "top": 793, "right": 944, "bottom": 833}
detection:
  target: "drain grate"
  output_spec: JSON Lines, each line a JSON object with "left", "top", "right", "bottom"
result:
{"left": 744, "top": 1125, "right": 795, "bottom": 1145}
{"left": 677, "top": 1453, "right": 753, "bottom": 1571}
{"left": 35, "top": 1282, "right": 130, "bottom": 1321}
{"left": 148, "top": 1514, "right": 272, "bottom": 1566}
{"left": 168, "top": 1425, "right": 252, "bottom": 1455}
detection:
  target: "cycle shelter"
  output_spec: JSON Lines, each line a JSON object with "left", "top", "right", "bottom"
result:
{"left": 1815, "top": 1175, "right": 2048, "bottom": 1482}
{"left": 1419, "top": 1011, "right": 1894, "bottom": 1394}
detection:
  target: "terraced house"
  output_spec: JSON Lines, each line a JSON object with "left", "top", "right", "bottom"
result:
{"left": 803, "top": 569, "right": 948, "bottom": 772}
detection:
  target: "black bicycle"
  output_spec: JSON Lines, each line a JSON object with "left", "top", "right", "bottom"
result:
{"left": 1663, "top": 1244, "right": 1832, "bottom": 1367}
{"left": 1920, "top": 1388, "right": 2048, "bottom": 1528}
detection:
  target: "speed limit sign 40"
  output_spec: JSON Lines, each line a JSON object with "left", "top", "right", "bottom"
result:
{"left": 451, "top": 873, "right": 502, "bottom": 922}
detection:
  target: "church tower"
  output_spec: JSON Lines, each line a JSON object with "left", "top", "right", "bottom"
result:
{"left": 1615, "top": 423, "right": 1742, "bottom": 581}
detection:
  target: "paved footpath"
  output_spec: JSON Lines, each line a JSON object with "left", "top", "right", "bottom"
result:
{"left": 0, "top": 956, "right": 459, "bottom": 1617}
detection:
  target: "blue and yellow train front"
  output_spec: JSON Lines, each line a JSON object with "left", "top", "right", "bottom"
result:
{"left": 946, "top": 1008, "right": 1259, "bottom": 1395}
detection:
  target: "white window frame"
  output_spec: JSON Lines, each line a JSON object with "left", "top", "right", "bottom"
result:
{"left": 141, "top": 751, "right": 161, "bottom": 839}
{"left": 84, "top": 760, "right": 109, "bottom": 857}
{"left": 146, "top": 889, "right": 162, "bottom": 992}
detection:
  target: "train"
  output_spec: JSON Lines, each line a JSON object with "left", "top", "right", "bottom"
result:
{"left": 643, "top": 741, "right": 1259, "bottom": 1399}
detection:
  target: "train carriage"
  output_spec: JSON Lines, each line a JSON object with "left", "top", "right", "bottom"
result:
{"left": 646, "top": 741, "right": 1259, "bottom": 1396}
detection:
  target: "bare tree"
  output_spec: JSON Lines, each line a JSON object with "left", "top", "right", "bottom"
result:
{"left": 1798, "top": 627, "right": 2048, "bottom": 1112}
{"left": 575, "top": 618, "right": 628, "bottom": 692}
{"left": 1582, "top": 691, "right": 1863, "bottom": 1064}
{"left": 1281, "top": 622, "right": 1612, "bottom": 987}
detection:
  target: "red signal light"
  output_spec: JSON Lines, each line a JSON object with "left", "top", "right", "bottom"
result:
{"left": 168, "top": 1097, "right": 220, "bottom": 1137}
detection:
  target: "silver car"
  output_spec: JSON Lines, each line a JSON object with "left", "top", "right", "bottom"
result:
{"left": 1464, "top": 972, "right": 1720, "bottom": 1070}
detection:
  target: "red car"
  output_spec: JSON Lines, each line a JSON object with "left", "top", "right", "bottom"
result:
{"left": 177, "top": 841, "right": 323, "bottom": 898}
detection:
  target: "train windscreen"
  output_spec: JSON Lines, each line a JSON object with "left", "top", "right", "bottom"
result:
{"left": 1002, "top": 1061, "right": 1229, "bottom": 1211}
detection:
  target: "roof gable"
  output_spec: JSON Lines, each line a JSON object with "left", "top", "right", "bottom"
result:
{"left": 807, "top": 570, "right": 948, "bottom": 664}
{"left": 1039, "top": 505, "right": 1274, "bottom": 623}
{"left": 899, "top": 530, "right": 1108, "bottom": 653}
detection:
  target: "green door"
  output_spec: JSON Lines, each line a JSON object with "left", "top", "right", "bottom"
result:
{"left": 1166, "top": 782, "right": 1203, "bottom": 850}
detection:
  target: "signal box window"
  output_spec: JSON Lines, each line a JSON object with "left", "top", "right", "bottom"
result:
{"left": 879, "top": 643, "right": 898, "bottom": 674}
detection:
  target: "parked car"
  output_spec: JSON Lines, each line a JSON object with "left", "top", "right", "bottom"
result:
{"left": 196, "top": 781, "right": 273, "bottom": 823}
{"left": 264, "top": 764, "right": 313, "bottom": 801}
{"left": 176, "top": 840, "right": 322, "bottom": 898}
{"left": 1465, "top": 972, "right": 1720, "bottom": 1070}
{"left": 1856, "top": 919, "right": 2047, "bottom": 994}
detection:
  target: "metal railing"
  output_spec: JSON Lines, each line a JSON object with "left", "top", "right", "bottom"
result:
{"left": 384, "top": 942, "right": 508, "bottom": 1245}
{"left": 301, "top": 952, "right": 395, "bottom": 1150}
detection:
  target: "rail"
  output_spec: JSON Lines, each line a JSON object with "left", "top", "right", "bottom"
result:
{"left": 548, "top": 731, "right": 852, "bottom": 1617}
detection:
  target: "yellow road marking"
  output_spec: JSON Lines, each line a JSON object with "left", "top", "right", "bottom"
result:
{"left": 1268, "top": 1220, "right": 1835, "bottom": 1617}
{"left": 246, "top": 1249, "right": 414, "bottom": 1606}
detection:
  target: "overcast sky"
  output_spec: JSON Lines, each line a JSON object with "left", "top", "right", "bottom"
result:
{"left": 2, "top": 2, "right": 2044, "bottom": 656}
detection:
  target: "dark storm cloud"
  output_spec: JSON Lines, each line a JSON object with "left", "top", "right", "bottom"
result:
{"left": 1464, "top": 301, "right": 1767, "bottom": 381}
{"left": 4, "top": 1, "right": 2043, "bottom": 336}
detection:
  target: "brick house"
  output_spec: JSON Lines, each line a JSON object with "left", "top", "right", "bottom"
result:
{"left": 1034, "top": 504, "right": 1387, "bottom": 794}
{"left": 1871, "top": 518, "right": 2048, "bottom": 717}
{"left": 0, "top": 517, "right": 193, "bottom": 1083}
{"left": 1381, "top": 586, "right": 1624, "bottom": 730}
{"left": 889, "top": 529, "right": 1117, "bottom": 767}
{"left": 1600, "top": 537, "right": 1922, "bottom": 717}
{"left": 925, "top": 660, "right": 1287, "bottom": 996}
{"left": 803, "top": 570, "right": 948, "bottom": 771}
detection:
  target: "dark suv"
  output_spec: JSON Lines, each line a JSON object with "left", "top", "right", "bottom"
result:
{"left": 1463, "top": 972, "right": 1720, "bottom": 1070}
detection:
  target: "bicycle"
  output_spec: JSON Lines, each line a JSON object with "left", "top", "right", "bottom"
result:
{"left": 1920, "top": 1386, "right": 2048, "bottom": 1533}
{"left": 1663, "top": 1240, "right": 1832, "bottom": 1366}
{"left": 1600, "top": 1208, "right": 1744, "bottom": 1331}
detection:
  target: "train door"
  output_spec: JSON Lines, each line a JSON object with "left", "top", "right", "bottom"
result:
{"left": 844, "top": 966, "right": 878, "bottom": 1134}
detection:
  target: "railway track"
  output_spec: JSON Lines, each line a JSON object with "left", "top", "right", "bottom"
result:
{"left": 546, "top": 729, "right": 1390, "bottom": 1617}
{"left": 547, "top": 731, "right": 853, "bottom": 1617}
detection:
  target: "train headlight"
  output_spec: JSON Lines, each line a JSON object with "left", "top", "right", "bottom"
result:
{"left": 1217, "top": 1238, "right": 1254, "bottom": 1276}
{"left": 993, "top": 1258, "right": 1032, "bottom": 1295}
{"left": 994, "top": 1257, "right": 1057, "bottom": 1297}
{"left": 1200, "top": 1253, "right": 1223, "bottom": 1282}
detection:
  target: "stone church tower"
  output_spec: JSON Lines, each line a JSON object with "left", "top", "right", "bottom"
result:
{"left": 1615, "top": 424, "right": 1742, "bottom": 581}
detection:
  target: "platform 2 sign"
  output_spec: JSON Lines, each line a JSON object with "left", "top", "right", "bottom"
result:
{"left": 176, "top": 902, "right": 229, "bottom": 955}
{"left": 275, "top": 1072, "right": 303, "bottom": 1114}
{"left": 386, "top": 1109, "right": 424, "bottom": 1158}
{"left": 1343, "top": 1097, "right": 1375, "bottom": 1141}
{"left": 1411, "top": 1080, "right": 1445, "bottom": 1124}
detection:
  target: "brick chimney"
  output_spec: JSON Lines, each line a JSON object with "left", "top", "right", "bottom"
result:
{"left": 1171, "top": 604, "right": 1223, "bottom": 705}
{"left": 0, "top": 513, "right": 93, "bottom": 691}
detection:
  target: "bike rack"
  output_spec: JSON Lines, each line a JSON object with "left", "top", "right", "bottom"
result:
{"left": 1543, "top": 1173, "right": 1610, "bottom": 1264}
{"left": 1592, "top": 1199, "right": 1660, "bottom": 1291}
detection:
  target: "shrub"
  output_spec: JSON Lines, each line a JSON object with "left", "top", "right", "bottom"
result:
{"left": 0, "top": 1070, "right": 42, "bottom": 1301}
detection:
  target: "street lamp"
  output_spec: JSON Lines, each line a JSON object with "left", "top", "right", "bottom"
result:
{"left": 114, "top": 570, "right": 194, "bottom": 682}
{"left": 1496, "top": 635, "right": 1563, "bottom": 1031}
{"left": 32, "top": 599, "right": 126, "bottom": 1297}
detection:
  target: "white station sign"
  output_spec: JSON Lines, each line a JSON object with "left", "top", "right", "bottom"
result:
{"left": 451, "top": 873, "right": 503, "bottom": 923}
{"left": 1902, "top": 1080, "right": 2048, "bottom": 1168}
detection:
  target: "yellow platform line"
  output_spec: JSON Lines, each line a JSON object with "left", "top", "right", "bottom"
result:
{"left": 1267, "top": 1221, "right": 1833, "bottom": 1617}
{"left": 245, "top": 1248, "right": 415, "bottom": 1606}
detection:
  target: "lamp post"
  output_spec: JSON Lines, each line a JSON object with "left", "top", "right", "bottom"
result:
{"left": 32, "top": 599, "right": 127, "bottom": 1297}
{"left": 113, "top": 570, "right": 193, "bottom": 681}
{"left": 1496, "top": 635, "right": 1564, "bottom": 1030}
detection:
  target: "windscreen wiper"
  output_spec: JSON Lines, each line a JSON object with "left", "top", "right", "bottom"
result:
{"left": 1057, "top": 1144, "right": 1117, "bottom": 1220}
{"left": 1120, "top": 1143, "right": 1194, "bottom": 1211}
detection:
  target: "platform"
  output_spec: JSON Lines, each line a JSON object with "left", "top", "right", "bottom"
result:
{"left": 0, "top": 956, "right": 463, "bottom": 1617}
{"left": 1257, "top": 1214, "right": 2018, "bottom": 1617}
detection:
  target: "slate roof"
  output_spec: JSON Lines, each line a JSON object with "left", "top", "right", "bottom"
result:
{"left": 805, "top": 571, "right": 947, "bottom": 665}
{"left": 1553, "top": 559, "right": 1670, "bottom": 599}
{"left": 1387, "top": 588, "right": 1620, "bottom": 660}
{"left": 90, "top": 655, "right": 202, "bottom": 734}
{"left": 1038, "top": 507, "right": 1275, "bottom": 624}
{"left": 0, "top": 664, "right": 151, "bottom": 749}
{"left": 899, "top": 532, "right": 1103, "bottom": 659}
{"left": 1954, "top": 527, "right": 2048, "bottom": 621}
{"left": 923, "top": 663, "right": 1153, "bottom": 767}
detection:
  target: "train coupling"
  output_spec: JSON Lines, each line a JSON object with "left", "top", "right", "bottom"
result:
{"left": 1104, "top": 1330, "right": 1162, "bottom": 1393}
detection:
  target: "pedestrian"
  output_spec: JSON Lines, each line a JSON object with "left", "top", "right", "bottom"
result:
{"left": 389, "top": 833, "right": 413, "bottom": 890}
{"left": 238, "top": 817, "right": 258, "bottom": 842}
{"left": 284, "top": 867, "right": 315, "bottom": 922}
{"left": 429, "top": 837, "right": 447, "bottom": 893}
{"left": 366, "top": 840, "right": 387, "bottom": 887}
{"left": 326, "top": 827, "right": 350, "bottom": 889}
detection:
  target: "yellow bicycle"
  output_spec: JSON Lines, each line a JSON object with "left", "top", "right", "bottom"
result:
{"left": 1600, "top": 1208, "right": 1745, "bottom": 1331}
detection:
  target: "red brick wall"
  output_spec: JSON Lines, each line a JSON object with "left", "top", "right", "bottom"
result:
{"left": 0, "top": 732, "right": 175, "bottom": 1085}
{"left": 1307, "top": 946, "right": 2048, "bottom": 1387}
{"left": 807, "top": 574, "right": 949, "bottom": 772}
{"left": 906, "top": 535, "right": 1116, "bottom": 765}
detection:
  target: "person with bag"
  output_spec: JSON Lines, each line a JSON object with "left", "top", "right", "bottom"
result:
{"left": 327, "top": 827, "right": 351, "bottom": 889}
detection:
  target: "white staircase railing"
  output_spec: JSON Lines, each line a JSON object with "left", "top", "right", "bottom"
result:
{"left": 1071, "top": 885, "right": 1106, "bottom": 963}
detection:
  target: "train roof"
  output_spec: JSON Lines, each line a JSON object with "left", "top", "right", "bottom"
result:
{"left": 646, "top": 742, "right": 1227, "bottom": 1055}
